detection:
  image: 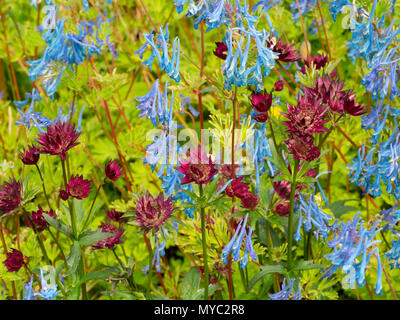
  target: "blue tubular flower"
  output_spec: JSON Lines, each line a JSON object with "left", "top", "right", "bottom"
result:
{"left": 34, "top": 268, "right": 60, "bottom": 300}
{"left": 327, "top": 0, "right": 351, "bottom": 21}
{"left": 294, "top": 190, "right": 334, "bottom": 242}
{"left": 269, "top": 278, "right": 301, "bottom": 300}
{"left": 221, "top": 214, "right": 257, "bottom": 268}
{"left": 322, "top": 214, "right": 383, "bottom": 294}
{"left": 380, "top": 204, "right": 400, "bottom": 230}
{"left": 385, "top": 234, "right": 400, "bottom": 269}
{"left": 253, "top": 0, "right": 281, "bottom": 12}
{"left": 173, "top": 0, "right": 188, "bottom": 14}
{"left": 142, "top": 236, "right": 166, "bottom": 274}
{"left": 289, "top": 0, "right": 316, "bottom": 21}
{"left": 82, "top": 0, "right": 89, "bottom": 11}
{"left": 14, "top": 90, "right": 52, "bottom": 131}
{"left": 23, "top": 276, "right": 36, "bottom": 300}
{"left": 135, "top": 24, "right": 181, "bottom": 82}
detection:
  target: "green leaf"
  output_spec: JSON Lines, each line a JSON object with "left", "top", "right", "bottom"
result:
{"left": 77, "top": 270, "right": 112, "bottom": 286}
{"left": 43, "top": 214, "right": 73, "bottom": 238}
{"left": 248, "top": 265, "right": 287, "bottom": 291}
{"left": 66, "top": 241, "right": 81, "bottom": 276}
{"left": 292, "top": 260, "right": 325, "bottom": 272}
{"left": 182, "top": 267, "right": 201, "bottom": 299}
{"left": 326, "top": 199, "right": 357, "bottom": 218}
{"left": 183, "top": 190, "right": 200, "bottom": 201}
{"left": 78, "top": 229, "right": 114, "bottom": 247}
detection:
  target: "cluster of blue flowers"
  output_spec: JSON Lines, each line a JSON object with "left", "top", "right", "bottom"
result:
{"left": 322, "top": 213, "right": 383, "bottom": 295}
{"left": 142, "top": 235, "right": 166, "bottom": 274}
{"left": 28, "top": 3, "right": 114, "bottom": 98}
{"left": 221, "top": 214, "right": 257, "bottom": 268}
{"left": 269, "top": 277, "right": 301, "bottom": 300}
{"left": 385, "top": 233, "right": 400, "bottom": 269}
{"left": 23, "top": 268, "right": 61, "bottom": 300}
{"left": 135, "top": 24, "right": 181, "bottom": 83}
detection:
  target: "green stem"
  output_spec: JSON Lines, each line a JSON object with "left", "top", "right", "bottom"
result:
{"left": 199, "top": 184, "right": 209, "bottom": 300}
{"left": 287, "top": 159, "right": 300, "bottom": 270}
{"left": 25, "top": 213, "right": 51, "bottom": 266}
{"left": 81, "top": 179, "right": 104, "bottom": 232}
{"left": 239, "top": 267, "right": 247, "bottom": 293}
{"left": 35, "top": 164, "right": 52, "bottom": 210}
{"left": 47, "top": 228, "right": 67, "bottom": 265}
{"left": 61, "top": 160, "right": 77, "bottom": 238}
{"left": 112, "top": 248, "right": 135, "bottom": 291}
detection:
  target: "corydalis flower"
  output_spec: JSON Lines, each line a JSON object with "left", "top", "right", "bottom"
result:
{"left": 92, "top": 223, "right": 124, "bottom": 250}
{"left": 269, "top": 278, "right": 301, "bottom": 300}
{"left": 105, "top": 160, "right": 123, "bottom": 181}
{"left": 177, "top": 147, "right": 218, "bottom": 185}
{"left": 3, "top": 249, "right": 26, "bottom": 272}
{"left": 65, "top": 175, "right": 91, "bottom": 199}
{"left": 35, "top": 120, "right": 80, "bottom": 160}
{"left": 20, "top": 145, "right": 40, "bottom": 165}
{"left": 34, "top": 268, "right": 60, "bottom": 300}
{"left": 0, "top": 179, "right": 23, "bottom": 216}
{"left": 214, "top": 42, "right": 228, "bottom": 60}
{"left": 135, "top": 193, "right": 173, "bottom": 233}
{"left": 27, "top": 206, "right": 55, "bottom": 232}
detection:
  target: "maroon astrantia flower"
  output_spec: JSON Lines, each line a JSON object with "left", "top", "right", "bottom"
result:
{"left": 177, "top": 147, "right": 218, "bottom": 185}
{"left": 301, "top": 54, "right": 328, "bottom": 74}
{"left": 20, "top": 145, "right": 40, "bottom": 165}
{"left": 26, "top": 206, "right": 55, "bottom": 232}
{"left": 92, "top": 223, "right": 124, "bottom": 250}
{"left": 59, "top": 189, "right": 69, "bottom": 201}
{"left": 269, "top": 38, "right": 300, "bottom": 63}
{"left": 3, "top": 249, "right": 26, "bottom": 272}
{"left": 35, "top": 120, "right": 80, "bottom": 160}
{"left": 285, "top": 133, "right": 320, "bottom": 162}
{"left": 342, "top": 90, "right": 366, "bottom": 116}
{"left": 282, "top": 95, "right": 329, "bottom": 136}
{"left": 0, "top": 179, "right": 23, "bottom": 217}
{"left": 274, "top": 80, "right": 284, "bottom": 92}
{"left": 65, "top": 175, "right": 91, "bottom": 199}
{"left": 213, "top": 42, "right": 228, "bottom": 60}
{"left": 105, "top": 160, "right": 123, "bottom": 181}
{"left": 251, "top": 90, "right": 273, "bottom": 123}
{"left": 106, "top": 209, "right": 127, "bottom": 223}
{"left": 135, "top": 193, "right": 173, "bottom": 233}
{"left": 218, "top": 164, "right": 239, "bottom": 179}
{"left": 240, "top": 192, "right": 259, "bottom": 210}
{"left": 275, "top": 200, "right": 290, "bottom": 217}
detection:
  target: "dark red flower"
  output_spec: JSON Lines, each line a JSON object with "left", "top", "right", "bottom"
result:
{"left": 342, "top": 90, "right": 366, "bottom": 116}
{"left": 65, "top": 175, "right": 91, "bottom": 199}
{"left": 251, "top": 90, "right": 272, "bottom": 113}
{"left": 3, "top": 249, "right": 26, "bottom": 272}
{"left": 285, "top": 133, "right": 320, "bottom": 162}
{"left": 273, "top": 180, "right": 292, "bottom": 200}
{"left": 218, "top": 164, "right": 239, "bottom": 179}
{"left": 275, "top": 200, "right": 290, "bottom": 217}
{"left": 253, "top": 112, "right": 269, "bottom": 123}
{"left": 35, "top": 120, "right": 80, "bottom": 160}
{"left": 240, "top": 192, "right": 259, "bottom": 210}
{"left": 274, "top": 80, "right": 284, "bottom": 92}
{"left": 301, "top": 54, "right": 328, "bottom": 74}
{"left": 176, "top": 147, "right": 218, "bottom": 185}
{"left": 59, "top": 189, "right": 69, "bottom": 201}
{"left": 105, "top": 160, "right": 123, "bottom": 181}
{"left": 282, "top": 95, "right": 329, "bottom": 136}
{"left": 213, "top": 42, "right": 228, "bottom": 60}
{"left": 92, "top": 223, "right": 124, "bottom": 250}
{"left": 20, "top": 145, "right": 40, "bottom": 165}
{"left": 106, "top": 209, "right": 127, "bottom": 223}
{"left": 0, "top": 179, "right": 22, "bottom": 217}
{"left": 135, "top": 193, "right": 173, "bottom": 233}
{"left": 269, "top": 38, "right": 300, "bottom": 63}
{"left": 231, "top": 177, "right": 250, "bottom": 198}
{"left": 26, "top": 206, "right": 55, "bottom": 232}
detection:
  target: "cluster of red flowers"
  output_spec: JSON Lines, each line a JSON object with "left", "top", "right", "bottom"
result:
{"left": 219, "top": 164, "right": 259, "bottom": 210}
{"left": 282, "top": 58, "right": 365, "bottom": 161}
{"left": 26, "top": 206, "right": 55, "bottom": 232}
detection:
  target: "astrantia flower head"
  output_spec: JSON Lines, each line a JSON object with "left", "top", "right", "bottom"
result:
{"left": 240, "top": 192, "right": 259, "bottom": 210}
{"left": 35, "top": 120, "right": 80, "bottom": 160}
{"left": 92, "top": 222, "right": 124, "bottom": 250}
{"left": 3, "top": 249, "right": 26, "bottom": 272}
{"left": 65, "top": 175, "right": 91, "bottom": 199}
{"left": 20, "top": 145, "right": 40, "bottom": 165}
{"left": 274, "top": 79, "right": 284, "bottom": 91}
{"left": 275, "top": 199, "right": 290, "bottom": 217}
{"left": 26, "top": 205, "right": 54, "bottom": 232}
{"left": 106, "top": 209, "right": 127, "bottom": 223}
{"left": 0, "top": 179, "right": 23, "bottom": 217}
{"left": 251, "top": 90, "right": 273, "bottom": 122}
{"left": 27, "top": 206, "right": 55, "bottom": 232}
{"left": 268, "top": 38, "right": 300, "bottom": 63}
{"left": 105, "top": 160, "right": 123, "bottom": 181}
{"left": 285, "top": 133, "right": 320, "bottom": 162}
{"left": 214, "top": 41, "right": 228, "bottom": 60}
{"left": 135, "top": 193, "right": 173, "bottom": 233}
{"left": 176, "top": 147, "right": 218, "bottom": 185}
{"left": 301, "top": 53, "right": 328, "bottom": 74}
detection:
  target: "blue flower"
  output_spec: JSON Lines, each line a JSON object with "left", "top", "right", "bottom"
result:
{"left": 385, "top": 234, "right": 400, "bottom": 269}
{"left": 23, "top": 276, "right": 36, "bottom": 300}
{"left": 82, "top": 0, "right": 89, "bottom": 11}
{"left": 269, "top": 278, "right": 301, "bottom": 300}
{"left": 34, "top": 268, "right": 60, "bottom": 300}
{"left": 142, "top": 236, "right": 166, "bottom": 273}
{"left": 221, "top": 214, "right": 257, "bottom": 268}
{"left": 322, "top": 213, "right": 383, "bottom": 295}
{"left": 380, "top": 204, "right": 400, "bottom": 231}
{"left": 289, "top": 0, "right": 317, "bottom": 21}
